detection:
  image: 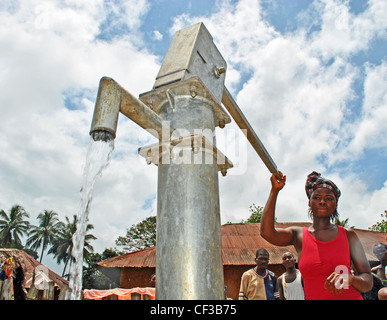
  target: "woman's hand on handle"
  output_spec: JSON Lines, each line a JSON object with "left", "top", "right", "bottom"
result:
{"left": 271, "top": 171, "right": 286, "bottom": 192}
{"left": 261, "top": 170, "right": 296, "bottom": 247}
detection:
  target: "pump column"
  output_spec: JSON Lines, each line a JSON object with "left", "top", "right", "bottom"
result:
{"left": 152, "top": 84, "right": 222, "bottom": 300}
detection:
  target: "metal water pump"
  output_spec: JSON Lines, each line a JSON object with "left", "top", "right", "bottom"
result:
{"left": 90, "top": 22, "right": 278, "bottom": 300}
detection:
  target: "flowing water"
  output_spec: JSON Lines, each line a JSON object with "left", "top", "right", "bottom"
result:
{"left": 67, "top": 132, "right": 114, "bottom": 300}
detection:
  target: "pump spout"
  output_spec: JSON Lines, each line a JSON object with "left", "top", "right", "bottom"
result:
{"left": 90, "top": 77, "right": 163, "bottom": 141}
{"left": 91, "top": 130, "right": 115, "bottom": 142}
{"left": 90, "top": 77, "right": 120, "bottom": 141}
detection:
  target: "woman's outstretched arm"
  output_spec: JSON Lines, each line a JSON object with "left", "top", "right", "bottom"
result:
{"left": 260, "top": 172, "right": 295, "bottom": 246}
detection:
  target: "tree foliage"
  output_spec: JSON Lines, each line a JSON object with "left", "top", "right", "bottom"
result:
{"left": 334, "top": 217, "right": 354, "bottom": 229}
{"left": 242, "top": 203, "right": 275, "bottom": 223}
{"left": 369, "top": 210, "right": 387, "bottom": 233}
{"left": 26, "top": 210, "right": 63, "bottom": 262}
{"left": 83, "top": 249, "right": 120, "bottom": 290}
{"left": 243, "top": 204, "right": 262, "bottom": 223}
{"left": 48, "top": 215, "right": 96, "bottom": 278}
{"left": 115, "top": 216, "right": 156, "bottom": 252}
{"left": 0, "top": 205, "right": 29, "bottom": 248}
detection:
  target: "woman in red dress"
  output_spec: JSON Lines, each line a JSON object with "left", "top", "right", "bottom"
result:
{"left": 260, "top": 171, "right": 373, "bottom": 300}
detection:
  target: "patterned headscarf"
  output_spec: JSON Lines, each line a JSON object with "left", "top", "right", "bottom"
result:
{"left": 305, "top": 171, "right": 341, "bottom": 200}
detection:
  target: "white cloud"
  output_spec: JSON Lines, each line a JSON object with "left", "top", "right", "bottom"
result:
{"left": 152, "top": 30, "right": 163, "bottom": 41}
{"left": 307, "top": 0, "right": 387, "bottom": 59}
{"left": 348, "top": 61, "right": 387, "bottom": 153}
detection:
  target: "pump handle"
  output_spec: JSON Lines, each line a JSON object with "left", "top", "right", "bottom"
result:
{"left": 222, "top": 87, "right": 279, "bottom": 177}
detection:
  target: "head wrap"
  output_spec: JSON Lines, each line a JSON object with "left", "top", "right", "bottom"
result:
{"left": 373, "top": 242, "right": 387, "bottom": 262}
{"left": 305, "top": 171, "right": 341, "bottom": 200}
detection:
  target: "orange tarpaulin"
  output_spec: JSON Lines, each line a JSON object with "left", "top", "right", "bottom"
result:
{"left": 83, "top": 287, "right": 155, "bottom": 300}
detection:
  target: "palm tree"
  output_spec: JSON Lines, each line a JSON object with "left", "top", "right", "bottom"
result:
{"left": 49, "top": 215, "right": 96, "bottom": 278}
{"left": 26, "top": 210, "right": 63, "bottom": 262}
{"left": 49, "top": 216, "right": 75, "bottom": 277}
{"left": 0, "top": 205, "right": 29, "bottom": 248}
{"left": 334, "top": 217, "right": 354, "bottom": 229}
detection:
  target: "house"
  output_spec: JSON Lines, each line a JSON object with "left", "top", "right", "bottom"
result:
{"left": 0, "top": 248, "right": 69, "bottom": 300}
{"left": 97, "top": 222, "right": 386, "bottom": 300}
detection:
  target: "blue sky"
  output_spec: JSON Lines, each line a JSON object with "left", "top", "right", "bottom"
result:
{"left": 0, "top": 0, "right": 386, "bottom": 274}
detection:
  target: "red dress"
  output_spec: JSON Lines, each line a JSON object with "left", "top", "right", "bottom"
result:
{"left": 298, "top": 226, "right": 363, "bottom": 300}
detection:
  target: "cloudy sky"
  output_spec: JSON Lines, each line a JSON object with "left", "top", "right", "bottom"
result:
{"left": 1, "top": 0, "right": 386, "bottom": 274}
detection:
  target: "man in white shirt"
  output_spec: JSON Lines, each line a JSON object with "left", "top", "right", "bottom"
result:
{"left": 278, "top": 252, "right": 305, "bottom": 300}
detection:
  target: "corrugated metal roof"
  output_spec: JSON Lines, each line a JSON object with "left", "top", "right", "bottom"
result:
{"left": 352, "top": 228, "right": 387, "bottom": 262}
{"left": 97, "top": 222, "right": 387, "bottom": 269}
{"left": 221, "top": 223, "right": 301, "bottom": 265}
{"left": 98, "top": 246, "right": 156, "bottom": 268}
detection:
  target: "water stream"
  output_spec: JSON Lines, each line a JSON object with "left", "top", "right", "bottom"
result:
{"left": 67, "top": 132, "right": 114, "bottom": 300}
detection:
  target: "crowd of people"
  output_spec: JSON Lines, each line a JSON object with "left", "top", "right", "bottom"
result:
{"left": 239, "top": 246, "right": 386, "bottom": 300}
{"left": 239, "top": 171, "right": 387, "bottom": 300}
